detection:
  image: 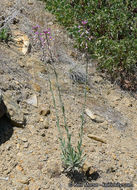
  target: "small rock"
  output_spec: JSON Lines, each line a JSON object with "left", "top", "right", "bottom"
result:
{"left": 17, "top": 176, "right": 29, "bottom": 185}
{"left": 20, "top": 137, "right": 28, "bottom": 142}
{"left": 112, "top": 154, "right": 117, "bottom": 160}
{"left": 43, "top": 119, "right": 49, "bottom": 129}
{"left": 48, "top": 22, "right": 53, "bottom": 26}
{"left": 41, "top": 131, "right": 46, "bottom": 137}
{"left": 89, "top": 167, "right": 97, "bottom": 175}
{"left": 31, "top": 83, "right": 41, "bottom": 92}
{"left": 23, "top": 142, "right": 29, "bottom": 148}
{"left": 39, "top": 104, "right": 50, "bottom": 116}
{"left": 82, "top": 162, "right": 91, "bottom": 173}
{"left": 26, "top": 94, "right": 38, "bottom": 107}
{"left": 16, "top": 144, "right": 20, "bottom": 149}
{"left": 12, "top": 17, "right": 20, "bottom": 24}
{"left": 88, "top": 134, "right": 107, "bottom": 144}
{"left": 106, "top": 167, "right": 116, "bottom": 173}
{"left": 85, "top": 108, "right": 104, "bottom": 123}
{"left": 82, "top": 162, "right": 97, "bottom": 176}
{"left": 6, "top": 145, "right": 11, "bottom": 150}
{"left": 28, "top": 0, "right": 33, "bottom": 5}
{"left": 39, "top": 117, "right": 44, "bottom": 122}
{"left": 3, "top": 92, "right": 25, "bottom": 127}
{"left": 0, "top": 177, "right": 9, "bottom": 181}
{"left": 16, "top": 165, "right": 24, "bottom": 172}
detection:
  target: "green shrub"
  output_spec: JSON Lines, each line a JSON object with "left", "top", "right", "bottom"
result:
{"left": 0, "top": 28, "right": 9, "bottom": 42}
{"left": 44, "top": 0, "right": 137, "bottom": 91}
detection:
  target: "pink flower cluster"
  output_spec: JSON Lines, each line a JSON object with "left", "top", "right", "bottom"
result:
{"left": 77, "top": 20, "right": 94, "bottom": 49}
{"left": 32, "top": 25, "right": 54, "bottom": 47}
{"left": 32, "top": 25, "right": 53, "bottom": 39}
{"left": 81, "top": 20, "right": 88, "bottom": 25}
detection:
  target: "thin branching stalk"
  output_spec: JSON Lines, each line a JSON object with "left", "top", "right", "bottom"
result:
{"left": 39, "top": 34, "right": 63, "bottom": 142}
{"left": 45, "top": 35, "right": 71, "bottom": 141}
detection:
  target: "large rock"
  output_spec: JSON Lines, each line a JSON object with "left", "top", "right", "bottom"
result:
{"left": 0, "top": 90, "right": 7, "bottom": 118}
{"left": 10, "top": 28, "right": 30, "bottom": 55}
{"left": 2, "top": 91, "right": 26, "bottom": 127}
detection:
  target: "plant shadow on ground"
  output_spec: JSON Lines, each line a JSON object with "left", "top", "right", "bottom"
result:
{"left": 65, "top": 169, "right": 100, "bottom": 185}
{"left": 0, "top": 115, "right": 13, "bottom": 145}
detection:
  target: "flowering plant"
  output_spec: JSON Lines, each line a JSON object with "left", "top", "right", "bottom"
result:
{"left": 32, "top": 25, "right": 86, "bottom": 173}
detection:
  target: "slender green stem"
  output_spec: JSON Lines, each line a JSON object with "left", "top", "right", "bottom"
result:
{"left": 45, "top": 35, "right": 70, "bottom": 140}
{"left": 40, "top": 36, "right": 63, "bottom": 141}
{"left": 79, "top": 52, "right": 88, "bottom": 149}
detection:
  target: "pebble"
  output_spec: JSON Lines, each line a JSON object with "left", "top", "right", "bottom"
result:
{"left": 106, "top": 167, "right": 116, "bottom": 173}
{"left": 20, "top": 137, "right": 28, "bottom": 142}
{"left": 17, "top": 176, "right": 30, "bottom": 185}
{"left": 39, "top": 105, "right": 50, "bottom": 116}
{"left": 26, "top": 94, "right": 38, "bottom": 107}
{"left": 43, "top": 119, "right": 49, "bottom": 129}
{"left": 48, "top": 22, "right": 53, "bottom": 26}
{"left": 16, "top": 165, "right": 24, "bottom": 172}
{"left": 28, "top": 0, "right": 33, "bottom": 5}
{"left": 23, "top": 142, "right": 29, "bottom": 148}
{"left": 88, "top": 134, "right": 107, "bottom": 144}
{"left": 31, "top": 83, "right": 41, "bottom": 92}
{"left": 82, "top": 162, "right": 90, "bottom": 173}
{"left": 39, "top": 117, "right": 44, "bottom": 122}
{"left": 6, "top": 145, "right": 11, "bottom": 150}
{"left": 0, "top": 177, "right": 9, "bottom": 181}
{"left": 85, "top": 108, "right": 104, "bottom": 123}
{"left": 82, "top": 162, "right": 97, "bottom": 175}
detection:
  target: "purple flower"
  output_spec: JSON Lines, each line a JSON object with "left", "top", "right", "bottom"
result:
{"left": 35, "top": 31, "right": 39, "bottom": 35}
{"left": 43, "top": 28, "right": 51, "bottom": 35}
{"left": 81, "top": 20, "right": 88, "bottom": 25}
{"left": 43, "top": 30, "right": 48, "bottom": 34}
{"left": 32, "top": 25, "right": 40, "bottom": 30}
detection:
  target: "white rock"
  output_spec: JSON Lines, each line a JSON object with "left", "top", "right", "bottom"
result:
{"left": 85, "top": 108, "right": 104, "bottom": 123}
{"left": 26, "top": 94, "right": 38, "bottom": 107}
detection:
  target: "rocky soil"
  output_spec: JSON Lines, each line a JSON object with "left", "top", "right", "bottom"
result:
{"left": 0, "top": 0, "right": 137, "bottom": 189}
